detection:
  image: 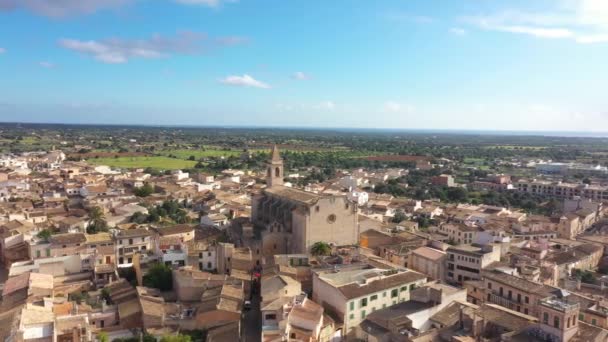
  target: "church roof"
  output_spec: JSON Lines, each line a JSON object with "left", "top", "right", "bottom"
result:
{"left": 264, "top": 185, "right": 321, "bottom": 205}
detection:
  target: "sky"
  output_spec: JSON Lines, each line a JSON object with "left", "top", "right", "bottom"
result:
{"left": 1, "top": 0, "right": 608, "bottom": 131}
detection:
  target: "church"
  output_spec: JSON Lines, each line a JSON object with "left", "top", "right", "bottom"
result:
{"left": 251, "top": 145, "right": 359, "bottom": 255}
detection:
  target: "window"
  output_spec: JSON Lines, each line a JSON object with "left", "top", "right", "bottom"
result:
{"left": 199, "top": 262, "right": 203, "bottom": 270}
{"left": 46, "top": 249, "right": 50, "bottom": 257}
{"left": 400, "top": 286, "right": 407, "bottom": 292}
{"left": 266, "top": 314, "right": 277, "bottom": 320}
{"left": 517, "top": 294, "right": 521, "bottom": 303}
{"left": 360, "top": 298, "right": 368, "bottom": 308}
{"left": 554, "top": 317, "right": 560, "bottom": 329}
{"left": 525, "top": 296, "right": 529, "bottom": 304}
{"left": 361, "top": 310, "right": 366, "bottom": 319}
{"left": 207, "top": 262, "right": 212, "bottom": 268}
{"left": 391, "top": 289, "right": 398, "bottom": 298}
{"left": 409, "top": 284, "right": 415, "bottom": 291}
{"left": 290, "top": 333, "right": 296, "bottom": 339}
{"left": 567, "top": 317, "right": 571, "bottom": 328}
{"left": 508, "top": 290, "right": 512, "bottom": 300}
{"left": 350, "top": 302, "right": 354, "bottom": 311}
{"left": 383, "top": 292, "right": 387, "bottom": 298}
{"left": 524, "top": 308, "right": 529, "bottom": 315}
{"left": 370, "top": 295, "right": 378, "bottom": 301}
{"left": 488, "top": 282, "right": 492, "bottom": 289}
{"left": 128, "top": 238, "right": 133, "bottom": 245}
{"left": 579, "top": 314, "right": 584, "bottom": 321}
{"left": 141, "top": 237, "right": 145, "bottom": 242}
{"left": 36, "top": 250, "right": 41, "bottom": 258}
{"left": 199, "top": 253, "right": 203, "bottom": 258}
{"left": 543, "top": 313, "right": 549, "bottom": 324}
{"left": 349, "top": 313, "right": 354, "bottom": 320}
{"left": 592, "top": 318, "right": 597, "bottom": 325}
{"left": 499, "top": 287, "right": 503, "bottom": 296}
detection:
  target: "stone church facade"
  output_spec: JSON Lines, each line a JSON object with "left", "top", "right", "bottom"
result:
{"left": 251, "top": 146, "right": 359, "bottom": 255}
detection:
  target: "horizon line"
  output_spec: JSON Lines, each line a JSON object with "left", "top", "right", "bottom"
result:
{"left": 1, "top": 121, "right": 607, "bottom": 138}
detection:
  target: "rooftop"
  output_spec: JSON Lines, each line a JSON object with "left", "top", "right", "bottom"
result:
{"left": 263, "top": 185, "right": 323, "bottom": 205}
{"left": 50, "top": 232, "right": 86, "bottom": 245}
{"left": 318, "top": 267, "right": 426, "bottom": 300}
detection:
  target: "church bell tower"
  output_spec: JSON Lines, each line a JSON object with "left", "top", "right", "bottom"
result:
{"left": 266, "top": 145, "right": 284, "bottom": 187}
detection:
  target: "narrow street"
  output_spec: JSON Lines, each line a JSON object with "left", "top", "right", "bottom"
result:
{"left": 242, "top": 293, "right": 261, "bottom": 342}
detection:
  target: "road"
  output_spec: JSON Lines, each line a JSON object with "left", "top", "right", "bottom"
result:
{"left": 242, "top": 292, "right": 261, "bottom": 342}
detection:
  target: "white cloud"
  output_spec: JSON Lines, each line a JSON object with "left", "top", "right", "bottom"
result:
{"left": 383, "top": 101, "right": 414, "bottom": 113}
{"left": 449, "top": 27, "right": 467, "bottom": 36}
{"left": 0, "top": 47, "right": 5, "bottom": 54}
{"left": 292, "top": 71, "right": 310, "bottom": 80}
{"left": 59, "top": 32, "right": 245, "bottom": 63}
{"left": 315, "top": 101, "right": 335, "bottom": 110}
{"left": 220, "top": 74, "right": 270, "bottom": 89}
{"left": 39, "top": 61, "right": 55, "bottom": 68}
{"left": 463, "top": 0, "right": 608, "bottom": 43}
{"left": 492, "top": 25, "right": 573, "bottom": 38}
{"left": 0, "top": 0, "right": 129, "bottom": 17}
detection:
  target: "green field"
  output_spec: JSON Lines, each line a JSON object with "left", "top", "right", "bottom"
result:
{"left": 88, "top": 156, "right": 197, "bottom": 170}
{"left": 158, "top": 149, "right": 243, "bottom": 159}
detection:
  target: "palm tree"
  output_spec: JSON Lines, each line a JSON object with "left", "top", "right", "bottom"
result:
{"left": 310, "top": 242, "right": 331, "bottom": 256}
{"left": 87, "top": 206, "right": 108, "bottom": 234}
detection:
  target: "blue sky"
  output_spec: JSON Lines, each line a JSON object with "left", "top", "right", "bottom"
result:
{"left": 1, "top": 0, "right": 608, "bottom": 131}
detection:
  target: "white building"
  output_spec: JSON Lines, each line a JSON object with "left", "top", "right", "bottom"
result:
{"left": 312, "top": 265, "right": 426, "bottom": 338}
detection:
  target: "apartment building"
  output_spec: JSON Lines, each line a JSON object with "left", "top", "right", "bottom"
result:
{"left": 436, "top": 223, "right": 480, "bottom": 245}
{"left": 312, "top": 265, "right": 426, "bottom": 337}
{"left": 515, "top": 179, "right": 608, "bottom": 201}
{"left": 446, "top": 243, "right": 501, "bottom": 284}
{"left": 115, "top": 228, "right": 152, "bottom": 267}
{"left": 482, "top": 269, "right": 565, "bottom": 317}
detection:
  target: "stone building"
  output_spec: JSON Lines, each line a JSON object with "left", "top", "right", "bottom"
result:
{"left": 251, "top": 146, "right": 358, "bottom": 255}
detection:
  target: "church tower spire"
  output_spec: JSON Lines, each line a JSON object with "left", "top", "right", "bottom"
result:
{"left": 266, "top": 145, "right": 284, "bottom": 187}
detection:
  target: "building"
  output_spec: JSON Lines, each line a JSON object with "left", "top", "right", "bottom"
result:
{"left": 252, "top": 146, "right": 358, "bottom": 255}
{"left": 514, "top": 179, "right": 608, "bottom": 201}
{"left": 482, "top": 269, "right": 567, "bottom": 317}
{"left": 312, "top": 265, "right": 426, "bottom": 337}
{"left": 115, "top": 228, "right": 152, "bottom": 267}
{"left": 357, "top": 283, "right": 467, "bottom": 339}
{"left": 431, "top": 174, "right": 455, "bottom": 187}
{"left": 408, "top": 246, "right": 447, "bottom": 282}
{"left": 446, "top": 243, "right": 502, "bottom": 284}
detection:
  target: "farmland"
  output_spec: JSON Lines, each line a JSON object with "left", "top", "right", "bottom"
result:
{"left": 87, "top": 156, "right": 198, "bottom": 170}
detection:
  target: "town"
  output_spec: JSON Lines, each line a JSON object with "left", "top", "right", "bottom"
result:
{"left": 2, "top": 126, "right": 608, "bottom": 342}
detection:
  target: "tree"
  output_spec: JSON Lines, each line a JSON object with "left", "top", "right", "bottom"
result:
{"left": 37, "top": 229, "right": 52, "bottom": 242}
{"left": 160, "top": 335, "right": 192, "bottom": 342}
{"left": 310, "top": 242, "right": 331, "bottom": 256}
{"left": 391, "top": 210, "right": 407, "bottom": 223}
{"left": 134, "top": 183, "right": 154, "bottom": 197}
{"left": 98, "top": 332, "right": 109, "bottom": 342}
{"left": 100, "top": 287, "right": 112, "bottom": 304}
{"left": 143, "top": 263, "right": 173, "bottom": 291}
{"left": 130, "top": 211, "right": 148, "bottom": 224}
{"left": 87, "top": 206, "right": 108, "bottom": 234}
